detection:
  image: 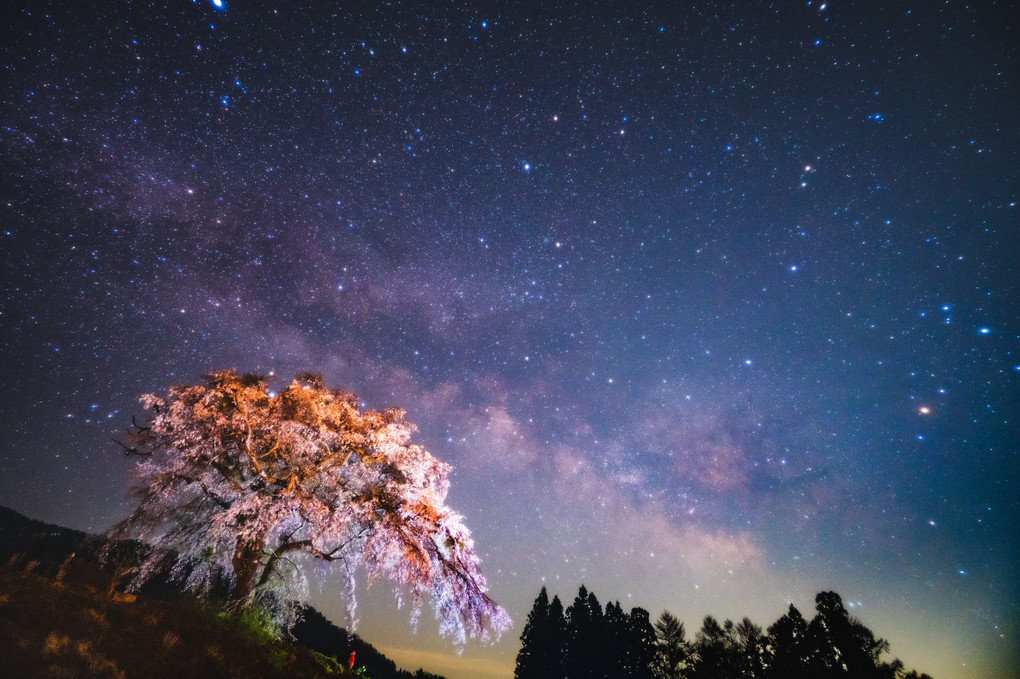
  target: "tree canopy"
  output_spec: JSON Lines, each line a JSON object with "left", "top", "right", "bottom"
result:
{"left": 111, "top": 370, "right": 510, "bottom": 645}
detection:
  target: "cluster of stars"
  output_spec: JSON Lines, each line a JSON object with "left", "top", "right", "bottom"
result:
{"left": 1, "top": 1, "right": 1015, "bottom": 678}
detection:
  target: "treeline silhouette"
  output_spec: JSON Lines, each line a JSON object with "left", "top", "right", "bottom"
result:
{"left": 515, "top": 584, "right": 933, "bottom": 679}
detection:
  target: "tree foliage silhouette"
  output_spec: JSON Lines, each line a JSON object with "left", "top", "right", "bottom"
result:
{"left": 517, "top": 585, "right": 657, "bottom": 679}
{"left": 111, "top": 370, "right": 510, "bottom": 644}
{"left": 805, "top": 591, "right": 894, "bottom": 679}
{"left": 515, "top": 585, "right": 932, "bottom": 679}
{"left": 515, "top": 586, "right": 565, "bottom": 679}
{"left": 765, "top": 604, "right": 809, "bottom": 679}
{"left": 690, "top": 615, "right": 736, "bottom": 679}
{"left": 626, "top": 607, "right": 657, "bottom": 679}
{"left": 515, "top": 586, "right": 550, "bottom": 679}
{"left": 652, "top": 611, "right": 689, "bottom": 679}
{"left": 733, "top": 617, "right": 766, "bottom": 678}
{"left": 564, "top": 585, "right": 604, "bottom": 679}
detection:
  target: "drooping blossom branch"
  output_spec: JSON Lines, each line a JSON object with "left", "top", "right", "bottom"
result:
{"left": 110, "top": 370, "right": 511, "bottom": 644}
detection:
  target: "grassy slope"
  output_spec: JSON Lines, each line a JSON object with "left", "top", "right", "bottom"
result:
{"left": 0, "top": 506, "right": 444, "bottom": 679}
{"left": 0, "top": 564, "right": 348, "bottom": 679}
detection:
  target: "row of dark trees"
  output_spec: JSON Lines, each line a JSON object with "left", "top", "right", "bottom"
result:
{"left": 515, "top": 585, "right": 934, "bottom": 679}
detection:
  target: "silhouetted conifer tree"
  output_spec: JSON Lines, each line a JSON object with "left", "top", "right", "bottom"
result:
{"left": 733, "top": 617, "right": 766, "bottom": 679}
{"left": 651, "top": 611, "right": 689, "bottom": 679}
{"left": 587, "top": 592, "right": 610, "bottom": 674}
{"left": 765, "top": 604, "right": 810, "bottom": 679}
{"left": 516, "top": 586, "right": 550, "bottom": 679}
{"left": 548, "top": 595, "right": 567, "bottom": 675}
{"left": 515, "top": 586, "right": 565, "bottom": 679}
{"left": 603, "top": 601, "right": 630, "bottom": 676}
{"left": 691, "top": 615, "right": 737, "bottom": 679}
{"left": 805, "top": 591, "right": 892, "bottom": 679}
{"left": 564, "top": 585, "right": 601, "bottom": 679}
{"left": 625, "top": 607, "right": 657, "bottom": 679}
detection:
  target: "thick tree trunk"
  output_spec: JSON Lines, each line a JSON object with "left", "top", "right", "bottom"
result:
{"left": 230, "top": 536, "right": 265, "bottom": 603}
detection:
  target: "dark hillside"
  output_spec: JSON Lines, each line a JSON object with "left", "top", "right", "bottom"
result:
{"left": 0, "top": 506, "right": 446, "bottom": 679}
{"left": 293, "top": 605, "right": 446, "bottom": 679}
{"left": 0, "top": 505, "right": 88, "bottom": 576}
{"left": 0, "top": 566, "right": 341, "bottom": 678}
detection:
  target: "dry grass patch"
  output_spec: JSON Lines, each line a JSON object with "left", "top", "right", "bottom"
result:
{"left": 0, "top": 567, "right": 346, "bottom": 678}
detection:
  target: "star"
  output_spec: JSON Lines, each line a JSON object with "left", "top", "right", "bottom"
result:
{"left": 1, "top": 2, "right": 1012, "bottom": 678}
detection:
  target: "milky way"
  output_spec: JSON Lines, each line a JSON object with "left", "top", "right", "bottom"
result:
{"left": 1, "top": 1, "right": 1016, "bottom": 677}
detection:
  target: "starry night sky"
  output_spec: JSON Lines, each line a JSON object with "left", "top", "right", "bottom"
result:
{"left": 1, "top": 1, "right": 1017, "bottom": 677}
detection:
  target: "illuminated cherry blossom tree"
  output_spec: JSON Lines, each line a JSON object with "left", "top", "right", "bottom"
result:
{"left": 111, "top": 370, "right": 510, "bottom": 644}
